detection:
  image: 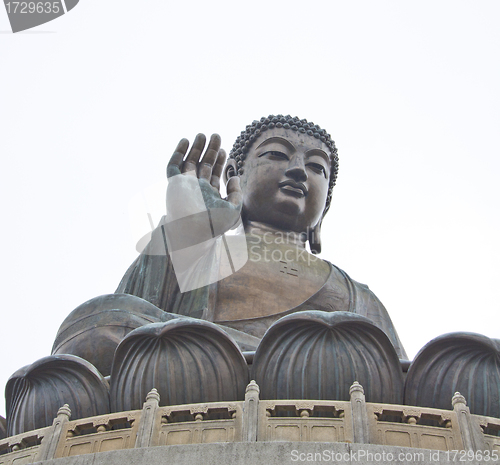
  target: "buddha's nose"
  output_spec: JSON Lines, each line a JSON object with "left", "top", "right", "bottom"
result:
{"left": 285, "top": 155, "right": 307, "bottom": 182}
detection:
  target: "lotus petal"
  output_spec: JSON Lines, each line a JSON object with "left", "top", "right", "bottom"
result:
{"left": 404, "top": 332, "right": 500, "bottom": 417}
{"left": 110, "top": 319, "right": 249, "bottom": 412}
{"left": 252, "top": 311, "right": 403, "bottom": 403}
{"left": 6, "top": 354, "right": 109, "bottom": 436}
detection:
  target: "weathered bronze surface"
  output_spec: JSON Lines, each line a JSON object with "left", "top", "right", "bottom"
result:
{"left": 252, "top": 311, "right": 404, "bottom": 404}
{"left": 4, "top": 114, "right": 500, "bottom": 440}
{"left": 5, "top": 115, "right": 411, "bottom": 434}
{"left": 110, "top": 319, "right": 249, "bottom": 412}
{"left": 404, "top": 332, "right": 500, "bottom": 418}
{"left": 6, "top": 355, "right": 110, "bottom": 436}
{"left": 52, "top": 293, "right": 168, "bottom": 376}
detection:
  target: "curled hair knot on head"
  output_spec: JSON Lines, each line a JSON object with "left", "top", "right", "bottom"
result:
{"left": 228, "top": 115, "right": 339, "bottom": 217}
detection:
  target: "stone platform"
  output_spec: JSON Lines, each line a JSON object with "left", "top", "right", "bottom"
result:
{"left": 1, "top": 382, "right": 499, "bottom": 465}
{"left": 27, "top": 442, "right": 500, "bottom": 465}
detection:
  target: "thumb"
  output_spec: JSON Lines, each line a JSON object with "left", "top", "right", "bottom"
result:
{"left": 226, "top": 176, "right": 243, "bottom": 209}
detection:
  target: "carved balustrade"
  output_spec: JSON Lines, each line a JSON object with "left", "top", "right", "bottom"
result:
{"left": 0, "top": 426, "right": 48, "bottom": 464}
{"left": 0, "top": 382, "right": 499, "bottom": 464}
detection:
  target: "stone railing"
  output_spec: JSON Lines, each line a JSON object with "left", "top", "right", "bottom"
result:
{"left": 0, "top": 425, "right": 49, "bottom": 464}
{"left": 1, "top": 382, "right": 499, "bottom": 464}
{"left": 477, "top": 414, "right": 500, "bottom": 452}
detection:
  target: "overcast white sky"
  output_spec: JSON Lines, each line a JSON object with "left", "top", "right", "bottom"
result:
{"left": 1, "top": 1, "right": 499, "bottom": 418}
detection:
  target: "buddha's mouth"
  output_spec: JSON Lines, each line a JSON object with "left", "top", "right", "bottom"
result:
{"left": 278, "top": 181, "right": 307, "bottom": 197}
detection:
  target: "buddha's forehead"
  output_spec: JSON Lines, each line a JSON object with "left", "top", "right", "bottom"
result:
{"left": 249, "top": 127, "right": 330, "bottom": 155}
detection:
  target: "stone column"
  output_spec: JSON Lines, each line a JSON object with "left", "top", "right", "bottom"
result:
{"left": 350, "top": 381, "right": 370, "bottom": 444}
{"left": 242, "top": 381, "right": 259, "bottom": 442}
{"left": 38, "top": 404, "right": 71, "bottom": 461}
{"left": 135, "top": 388, "right": 160, "bottom": 448}
{"left": 452, "top": 392, "right": 487, "bottom": 451}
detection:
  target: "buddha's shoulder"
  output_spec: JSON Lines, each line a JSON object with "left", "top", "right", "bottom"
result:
{"left": 322, "top": 261, "right": 383, "bottom": 307}
{"left": 317, "top": 261, "right": 408, "bottom": 360}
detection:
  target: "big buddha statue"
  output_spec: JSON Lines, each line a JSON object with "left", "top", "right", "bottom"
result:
{"left": 115, "top": 115, "right": 407, "bottom": 359}
{"left": 4, "top": 115, "right": 500, "bottom": 461}
{"left": 5, "top": 115, "right": 411, "bottom": 435}
{"left": 6, "top": 116, "right": 499, "bottom": 440}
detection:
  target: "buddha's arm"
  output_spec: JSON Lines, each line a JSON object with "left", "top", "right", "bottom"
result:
{"left": 117, "top": 134, "right": 242, "bottom": 317}
{"left": 116, "top": 218, "right": 212, "bottom": 319}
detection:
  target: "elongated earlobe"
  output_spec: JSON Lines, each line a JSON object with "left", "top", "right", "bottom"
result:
{"left": 223, "top": 159, "right": 238, "bottom": 184}
{"left": 309, "top": 221, "right": 322, "bottom": 254}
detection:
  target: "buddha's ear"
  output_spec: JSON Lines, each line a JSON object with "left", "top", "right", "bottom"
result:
{"left": 223, "top": 158, "right": 238, "bottom": 184}
{"left": 309, "top": 220, "right": 322, "bottom": 254}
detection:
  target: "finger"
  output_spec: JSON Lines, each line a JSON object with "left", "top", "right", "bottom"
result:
{"left": 226, "top": 176, "right": 243, "bottom": 209}
{"left": 198, "top": 134, "right": 221, "bottom": 181}
{"left": 183, "top": 133, "right": 206, "bottom": 174}
{"left": 167, "top": 138, "right": 189, "bottom": 178}
{"left": 210, "top": 148, "right": 226, "bottom": 191}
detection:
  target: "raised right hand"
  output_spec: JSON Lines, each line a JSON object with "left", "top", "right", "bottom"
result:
{"left": 165, "top": 134, "right": 243, "bottom": 250}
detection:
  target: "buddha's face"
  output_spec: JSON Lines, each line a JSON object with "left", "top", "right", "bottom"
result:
{"left": 237, "top": 128, "right": 331, "bottom": 234}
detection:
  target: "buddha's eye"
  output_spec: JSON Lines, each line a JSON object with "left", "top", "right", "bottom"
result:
{"left": 261, "top": 151, "right": 289, "bottom": 160}
{"left": 307, "top": 163, "right": 327, "bottom": 177}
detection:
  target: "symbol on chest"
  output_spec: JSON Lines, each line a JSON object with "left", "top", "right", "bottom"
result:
{"left": 279, "top": 260, "right": 299, "bottom": 277}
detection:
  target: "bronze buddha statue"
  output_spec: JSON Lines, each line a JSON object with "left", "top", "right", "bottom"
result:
{"left": 116, "top": 115, "right": 407, "bottom": 359}
{"left": 9, "top": 116, "right": 498, "bottom": 438}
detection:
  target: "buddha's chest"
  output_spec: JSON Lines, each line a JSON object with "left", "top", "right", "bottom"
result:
{"left": 213, "top": 243, "right": 330, "bottom": 322}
